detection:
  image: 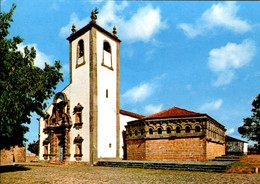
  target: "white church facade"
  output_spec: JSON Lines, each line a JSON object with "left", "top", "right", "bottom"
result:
{"left": 38, "top": 11, "right": 142, "bottom": 164}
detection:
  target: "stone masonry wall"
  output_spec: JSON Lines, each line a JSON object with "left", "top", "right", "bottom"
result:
{"left": 0, "top": 145, "right": 26, "bottom": 165}
{"left": 145, "top": 138, "right": 207, "bottom": 161}
{"left": 126, "top": 139, "right": 146, "bottom": 160}
{"left": 13, "top": 146, "right": 26, "bottom": 162}
{"left": 0, "top": 148, "right": 13, "bottom": 164}
{"left": 127, "top": 138, "right": 209, "bottom": 161}
{"left": 206, "top": 141, "right": 225, "bottom": 160}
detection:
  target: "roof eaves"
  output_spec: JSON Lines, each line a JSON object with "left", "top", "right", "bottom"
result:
{"left": 67, "top": 21, "right": 121, "bottom": 43}
{"left": 119, "top": 109, "right": 144, "bottom": 119}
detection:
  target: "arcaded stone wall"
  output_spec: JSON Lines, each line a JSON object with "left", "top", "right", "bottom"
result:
{"left": 206, "top": 141, "right": 225, "bottom": 160}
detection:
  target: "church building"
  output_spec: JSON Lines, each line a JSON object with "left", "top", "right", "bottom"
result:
{"left": 38, "top": 11, "right": 141, "bottom": 164}
{"left": 39, "top": 11, "right": 226, "bottom": 164}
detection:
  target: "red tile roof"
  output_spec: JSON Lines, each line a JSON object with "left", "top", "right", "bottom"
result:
{"left": 119, "top": 109, "right": 144, "bottom": 119}
{"left": 143, "top": 106, "right": 205, "bottom": 119}
{"left": 225, "top": 135, "right": 247, "bottom": 143}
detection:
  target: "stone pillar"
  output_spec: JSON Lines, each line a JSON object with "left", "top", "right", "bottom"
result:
{"left": 49, "top": 130, "right": 56, "bottom": 162}
{"left": 64, "top": 128, "right": 71, "bottom": 164}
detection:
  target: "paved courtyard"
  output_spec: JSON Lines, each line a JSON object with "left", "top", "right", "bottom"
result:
{"left": 1, "top": 163, "right": 259, "bottom": 184}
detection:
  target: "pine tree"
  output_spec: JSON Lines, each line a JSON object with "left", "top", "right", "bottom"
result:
{"left": 238, "top": 93, "right": 260, "bottom": 151}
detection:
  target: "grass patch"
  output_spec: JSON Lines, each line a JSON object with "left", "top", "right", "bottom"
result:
{"left": 226, "top": 160, "right": 256, "bottom": 174}
{"left": 229, "top": 161, "right": 254, "bottom": 167}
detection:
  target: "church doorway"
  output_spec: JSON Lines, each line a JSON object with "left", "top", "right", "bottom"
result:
{"left": 58, "top": 136, "right": 64, "bottom": 161}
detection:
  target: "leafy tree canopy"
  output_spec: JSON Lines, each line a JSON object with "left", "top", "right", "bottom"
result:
{"left": 238, "top": 93, "right": 260, "bottom": 151}
{"left": 0, "top": 4, "right": 63, "bottom": 149}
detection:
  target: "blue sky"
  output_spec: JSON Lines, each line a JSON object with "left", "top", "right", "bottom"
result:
{"left": 2, "top": 1, "right": 260, "bottom": 147}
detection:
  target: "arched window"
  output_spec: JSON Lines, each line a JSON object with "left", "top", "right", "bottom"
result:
{"left": 141, "top": 129, "right": 145, "bottom": 135}
{"left": 135, "top": 130, "right": 138, "bottom": 136}
{"left": 185, "top": 126, "right": 191, "bottom": 133}
{"left": 195, "top": 126, "right": 201, "bottom": 132}
{"left": 102, "top": 41, "right": 113, "bottom": 70}
{"left": 76, "top": 39, "right": 85, "bottom": 68}
{"left": 167, "top": 127, "right": 171, "bottom": 134}
{"left": 77, "top": 40, "right": 84, "bottom": 58}
{"left": 176, "top": 126, "right": 181, "bottom": 133}
{"left": 104, "top": 41, "right": 111, "bottom": 53}
{"left": 149, "top": 128, "right": 153, "bottom": 135}
{"left": 158, "top": 128, "right": 162, "bottom": 134}
{"left": 129, "top": 131, "right": 132, "bottom": 137}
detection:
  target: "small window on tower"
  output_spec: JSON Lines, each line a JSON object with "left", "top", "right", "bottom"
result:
{"left": 106, "top": 89, "right": 108, "bottom": 98}
{"left": 78, "top": 40, "right": 84, "bottom": 58}
{"left": 76, "top": 39, "right": 85, "bottom": 68}
{"left": 102, "top": 41, "right": 113, "bottom": 70}
{"left": 104, "top": 42, "right": 111, "bottom": 53}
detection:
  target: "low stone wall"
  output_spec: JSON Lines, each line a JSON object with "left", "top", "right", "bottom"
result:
{"left": 126, "top": 137, "right": 225, "bottom": 161}
{"left": 0, "top": 145, "right": 26, "bottom": 165}
{"left": 127, "top": 137, "right": 211, "bottom": 161}
{"left": 206, "top": 141, "right": 225, "bottom": 160}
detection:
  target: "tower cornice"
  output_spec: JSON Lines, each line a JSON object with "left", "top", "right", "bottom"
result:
{"left": 67, "top": 21, "right": 121, "bottom": 43}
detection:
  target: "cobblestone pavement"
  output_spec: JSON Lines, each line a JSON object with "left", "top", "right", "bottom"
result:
{"left": 1, "top": 164, "right": 259, "bottom": 184}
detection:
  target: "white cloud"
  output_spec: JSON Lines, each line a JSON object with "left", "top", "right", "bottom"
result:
{"left": 227, "top": 128, "right": 235, "bottom": 135}
{"left": 122, "top": 83, "right": 154, "bottom": 103}
{"left": 178, "top": 2, "right": 251, "bottom": 38}
{"left": 59, "top": 13, "right": 90, "bottom": 38}
{"left": 178, "top": 23, "right": 201, "bottom": 39}
{"left": 17, "top": 43, "right": 53, "bottom": 69}
{"left": 59, "top": 2, "right": 166, "bottom": 42}
{"left": 119, "top": 4, "right": 166, "bottom": 42}
{"left": 208, "top": 39, "right": 256, "bottom": 86}
{"left": 122, "top": 73, "right": 165, "bottom": 103}
{"left": 144, "top": 104, "right": 163, "bottom": 115}
{"left": 199, "top": 99, "right": 223, "bottom": 112}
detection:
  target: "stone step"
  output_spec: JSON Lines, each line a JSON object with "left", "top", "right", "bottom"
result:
{"left": 212, "top": 158, "right": 239, "bottom": 161}
{"left": 212, "top": 155, "right": 241, "bottom": 162}
{"left": 95, "top": 161, "right": 229, "bottom": 173}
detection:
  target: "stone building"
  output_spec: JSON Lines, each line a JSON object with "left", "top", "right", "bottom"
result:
{"left": 125, "top": 106, "right": 226, "bottom": 161}
{"left": 225, "top": 135, "right": 248, "bottom": 155}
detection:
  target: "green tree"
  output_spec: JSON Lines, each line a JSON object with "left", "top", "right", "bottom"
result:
{"left": 0, "top": 4, "right": 63, "bottom": 149}
{"left": 238, "top": 93, "right": 260, "bottom": 151}
{"left": 28, "top": 140, "right": 39, "bottom": 155}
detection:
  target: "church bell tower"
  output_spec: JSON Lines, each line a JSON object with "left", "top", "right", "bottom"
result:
{"left": 66, "top": 10, "right": 121, "bottom": 164}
